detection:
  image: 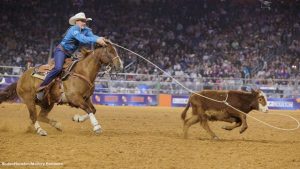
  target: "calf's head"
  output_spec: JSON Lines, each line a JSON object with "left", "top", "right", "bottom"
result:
{"left": 250, "top": 89, "right": 269, "bottom": 113}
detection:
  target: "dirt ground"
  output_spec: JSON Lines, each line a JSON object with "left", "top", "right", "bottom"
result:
{"left": 0, "top": 103, "right": 299, "bottom": 169}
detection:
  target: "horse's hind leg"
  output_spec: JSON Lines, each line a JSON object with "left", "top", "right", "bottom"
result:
{"left": 38, "top": 103, "right": 62, "bottom": 131}
{"left": 24, "top": 100, "right": 48, "bottom": 136}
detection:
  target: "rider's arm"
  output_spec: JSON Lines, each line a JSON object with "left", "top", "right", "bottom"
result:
{"left": 86, "top": 28, "right": 100, "bottom": 39}
{"left": 71, "top": 26, "right": 99, "bottom": 44}
{"left": 86, "top": 28, "right": 107, "bottom": 46}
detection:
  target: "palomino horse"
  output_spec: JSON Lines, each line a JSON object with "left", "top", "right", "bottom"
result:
{"left": 0, "top": 41, "right": 123, "bottom": 136}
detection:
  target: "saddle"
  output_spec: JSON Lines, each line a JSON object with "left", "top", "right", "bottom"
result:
{"left": 31, "top": 48, "right": 93, "bottom": 80}
{"left": 32, "top": 58, "right": 79, "bottom": 80}
{"left": 40, "top": 58, "right": 73, "bottom": 72}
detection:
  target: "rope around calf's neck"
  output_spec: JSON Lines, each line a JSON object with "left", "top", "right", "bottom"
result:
{"left": 112, "top": 42, "right": 300, "bottom": 131}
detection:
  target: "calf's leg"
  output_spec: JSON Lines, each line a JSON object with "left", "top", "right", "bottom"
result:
{"left": 222, "top": 117, "right": 242, "bottom": 131}
{"left": 183, "top": 115, "right": 199, "bottom": 139}
{"left": 198, "top": 108, "right": 219, "bottom": 140}
{"left": 228, "top": 110, "right": 248, "bottom": 133}
{"left": 239, "top": 114, "right": 248, "bottom": 133}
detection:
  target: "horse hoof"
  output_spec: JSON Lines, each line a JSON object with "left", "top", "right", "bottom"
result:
{"left": 73, "top": 114, "right": 88, "bottom": 123}
{"left": 222, "top": 126, "right": 232, "bottom": 131}
{"left": 72, "top": 114, "right": 81, "bottom": 122}
{"left": 36, "top": 91, "right": 45, "bottom": 101}
{"left": 239, "top": 126, "right": 248, "bottom": 134}
{"left": 37, "top": 128, "right": 47, "bottom": 136}
{"left": 93, "top": 125, "right": 102, "bottom": 134}
{"left": 212, "top": 136, "right": 219, "bottom": 140}
{"left": 222, "top": 126, "right": 228, "bottom": 130}
{"left": 54, "top": 122, "right": 63, "bottom": 131}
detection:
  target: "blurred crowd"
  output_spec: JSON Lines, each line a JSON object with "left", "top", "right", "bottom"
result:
{"left": 0, "top": 0, "right": 299, "bottom": 81}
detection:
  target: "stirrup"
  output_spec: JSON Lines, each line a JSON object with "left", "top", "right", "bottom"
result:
{"left": 36, "top": 86, "right": 47, "bottom": 100}
{"left": 37, "top": 86, "right": 46, "bottom": 92}
{"left": 36, "top": 90, "right": 45, "bottom": 101}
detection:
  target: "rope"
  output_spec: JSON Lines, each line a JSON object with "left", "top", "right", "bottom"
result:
{"left": 112, "top": 42, "right": 300, "bottom": 131}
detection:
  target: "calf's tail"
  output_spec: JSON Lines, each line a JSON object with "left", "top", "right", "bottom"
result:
{"left": 181, "top": 97, "right": 191, "bottom": 120}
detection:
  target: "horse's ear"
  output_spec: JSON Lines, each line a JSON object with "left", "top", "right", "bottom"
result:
{"left": 80, "top": 47, "right": 93, "bottom": 57}
{"left": 95, "top": 42, "right": 106, "bottom": 48}
{"left": 103, "top": 38, "right": 112, "bottom": 45}
{"left": 95, "top": 38, "right": 112, "bottom": 48}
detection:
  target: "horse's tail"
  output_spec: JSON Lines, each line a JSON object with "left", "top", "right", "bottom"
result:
{"left": 0, "top": 82, "right": 18, "bottom": 104}
{"left": 181, "top": 97, "right": 191, "bottom": 121}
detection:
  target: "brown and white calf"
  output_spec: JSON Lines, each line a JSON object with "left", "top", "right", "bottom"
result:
{"left": 181, "top": 89, "right": 268, "bottom": 140}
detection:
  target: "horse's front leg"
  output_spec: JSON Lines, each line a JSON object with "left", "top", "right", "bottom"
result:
{"left": 70, "top": 96, "right": 102, "bottom": 134}
{"left": 72, "top": 98, "right": 95, "bottom": 123}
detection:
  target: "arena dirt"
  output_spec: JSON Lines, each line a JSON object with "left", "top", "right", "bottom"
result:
{"left": 0, "top": 103, "right": 299, "bottom": 169}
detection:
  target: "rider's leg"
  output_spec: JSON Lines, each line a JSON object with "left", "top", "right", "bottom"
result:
{"left": 36, "top": 48, "right": 66, "bottom": 100}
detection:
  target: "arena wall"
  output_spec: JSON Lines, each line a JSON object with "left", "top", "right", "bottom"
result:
{"left": 92, "top": 94, "right": 300, "bottom": 110}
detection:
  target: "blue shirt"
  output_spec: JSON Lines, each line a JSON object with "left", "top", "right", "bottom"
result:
{"left": 60, "top": 25, "right": 99, "bottom": 53}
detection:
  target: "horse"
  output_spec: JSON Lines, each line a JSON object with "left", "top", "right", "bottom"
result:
{"left": 0, "top": 41, "right": 123, "bottom": 136}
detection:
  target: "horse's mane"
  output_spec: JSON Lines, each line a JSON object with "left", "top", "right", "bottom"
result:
{"left": 80, "top": 48, "right": 94, "bottom": 57}
{"left": 78, "top": 44, "right": 103, "bottom": 59}
{"left": 78, "top": 40, "right": 114, "bottom": 62}
{"left": 79, "top": 40, "right": 113, "bottom": 58}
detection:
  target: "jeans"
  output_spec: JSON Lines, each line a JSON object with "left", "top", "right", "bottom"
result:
{"left": 40, "top": 47, "right": 69, "bottom": 87}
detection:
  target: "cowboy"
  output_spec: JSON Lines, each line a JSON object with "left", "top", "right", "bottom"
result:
{"left": 37, "top": 12, "right": 107, "bottom": 100}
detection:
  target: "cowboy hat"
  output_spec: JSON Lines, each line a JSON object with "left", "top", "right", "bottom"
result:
{"left": 69, "top": 12, "right": 92, "bottom": 25}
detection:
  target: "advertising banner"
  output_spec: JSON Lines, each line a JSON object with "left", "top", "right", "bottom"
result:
{"left": 171, "top": 95, "right": 189, "bottom": 107}
{"left": 92, "top": 94, "right": 157, "bottom": 106}
{"left": 267, "top": 98, "right": 300, "bottom": 110}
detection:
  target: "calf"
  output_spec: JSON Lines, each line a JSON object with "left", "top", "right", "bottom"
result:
{"left": 181, "top": 89, "right": 268, "bottom": 140}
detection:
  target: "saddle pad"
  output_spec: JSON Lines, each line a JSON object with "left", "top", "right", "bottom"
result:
{"left": 31, "top": 72, "right": 46, "bottom": 80}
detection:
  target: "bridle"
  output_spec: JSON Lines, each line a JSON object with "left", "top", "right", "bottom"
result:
{"left": 98, "top": 46, "right": 121, "bottom": 77}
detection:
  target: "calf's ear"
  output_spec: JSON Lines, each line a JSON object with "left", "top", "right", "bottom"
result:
{"left": 251, "top": 88, "right": 259, "bottom": 95}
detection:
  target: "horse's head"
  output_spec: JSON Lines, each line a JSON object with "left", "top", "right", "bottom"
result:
{"left": 97, "top": 39, "right": 123, "bottom": 72}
